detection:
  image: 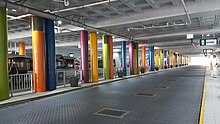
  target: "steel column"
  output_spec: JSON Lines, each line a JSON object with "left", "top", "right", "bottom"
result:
{"left": 80, "top": 30, "right": 89, "bottom": 83}
{"left": 90, "top": 32, "right": 98, "bottom": 82}
{"left": 45, "top": 19, "right": 56, "bottom": 91}
{"left": 0, "top": 7, "right": 9, "bottom": 100}
{"left": 121, "top": 41, "right": 127, "bottom": 76}
{"left": 32, "top": 16, "right": 46, "bottom": 92}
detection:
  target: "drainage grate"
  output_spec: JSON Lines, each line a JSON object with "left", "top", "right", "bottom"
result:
{"left": 135, "top": 92, "right": 156, "bottom": 97}
{"left": 94, "top": 108, "right": 129, "bottom": 118}
{"left": 154, "top": 86, "right": 169, "bottom": 89}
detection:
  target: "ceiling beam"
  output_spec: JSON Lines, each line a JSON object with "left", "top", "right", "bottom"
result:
{"left": 92, "top": 0, "right": 220, "bottom": 28}
{"left": 120, "top": 0, "right": 142, "bottom": 13}
{"left": 145, "top": 0, "right": 159, "bottom": 9}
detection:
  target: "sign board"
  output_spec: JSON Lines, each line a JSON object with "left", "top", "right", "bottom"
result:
{"left": 200, "top": 38, "right": 218, "bottom": 46}
{"left": 200, "top": 39, "right": 206, "bottom": 46}
{"left": 206, "top": 38, "right": 218, "bottom": 46}
{"left": 187, "top": 34, "right": 194, "bottom": 39}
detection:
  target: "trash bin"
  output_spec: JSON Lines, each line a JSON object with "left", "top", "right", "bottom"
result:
{"left": 164, "top": 65, "right": 168, "bottom": 69}
{"left": 155, "top": 67, "right": 159, "bottom": 71}
{"left": 140, "top": 67, "right": 145, "bottom": 73}
{"left": 69, "top": 76, "right": 79, "bottom": 87}
{"left": 117, "top": 69, "right": 123, "bottom": 78}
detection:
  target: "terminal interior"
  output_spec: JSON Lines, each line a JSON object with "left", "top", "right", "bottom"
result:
{"left": 0, "top": 0, "right": 220, "bottom": 124}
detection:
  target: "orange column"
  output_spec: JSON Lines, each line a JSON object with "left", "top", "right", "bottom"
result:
{"left": 32, "top": 16, "right": 46, "bottom": 92}
{"left": 19, "top": 42, "right": 26, "bottom": 55}
{"left": 109, "top": 36, "right": 114, "bottom": 79}
{"left": 142, "top": 46, "right": 146, "bottom": 72}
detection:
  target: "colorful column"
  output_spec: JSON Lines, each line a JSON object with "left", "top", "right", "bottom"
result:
{"left": 174, "top": 53, "right": 178, "bottom": 67}
{"left": 160, "top": 49, "right": 164, "bottom": 69}
{"left": 121, "top": 41, "right": 127, "bottom": 76}
{"left": 109, "top": 36, "right": 114, "bottom": 79}
{"left": 134, "top": 42, "right": 139, "bottom": 75}
{"left": 129, "top": 41, "right": 135, "bottom": 75}
{"left": 19, "top": 42, "right": 26, "bottom": 55}
{"left": 167, "top": 50, "right": 170, "bottom": 68}
{"left": 141, "top": 46, "right": 146, "bottom": 72}
{"left": 180, "top": 55, "right": 182, "bottom": 66}
{"left": 148, "top": 46, "right": 155, "bottom": 71}
{"left": 155, "top": 49, "right": 160, "bottom": 70}
{"left": 90, "top": 32, "right": 98, "bottom": 82}
{"left": 102, "top": 35, "right": 110, "bottom": 79}
{"left": 0, "top": 7, "right": 9, "bottom": 100}
{"left": 45, "top": 19, "right": 56, "bottom": 91}
{"left": 170, "top": 51, "right": 173, "bottom": 68}
{"left": 80, "top": 30, "right": 89, "bottom": 83}
{"left": 177, "top": 54, "right": 180, "bottom": 66}
{"left": 32, "top": 16, "right": 46, "bottom": 92}
{"left": 164, "top": 50, "right": 167, "bottom": 68}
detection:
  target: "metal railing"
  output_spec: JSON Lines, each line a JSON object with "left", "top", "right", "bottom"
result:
{"left": 56, "top": 69, "right": 80, "bottom": 87}
{"left": 9, "top": 73, "right": 33, "bottom": 97}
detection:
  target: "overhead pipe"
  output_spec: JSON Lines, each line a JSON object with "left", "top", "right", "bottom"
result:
{"left": 181, "top": 0, "right": 192, "bottom": 24}
{"left": 51, "top": 0, "right": 119, "bottom": 13}
{"left": 0, "top": 0, "right": 129, "bottom": 40}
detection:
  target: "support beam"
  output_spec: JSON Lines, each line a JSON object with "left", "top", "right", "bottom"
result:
{"left": 0, "top": 7, "right": 9, "bottom": 100}
{"left": 80, "top": 30, "right": 89, "bottom": 83}
{"left": 145, "top": 0, "right": 159, "bottom": 9}
{"left": 141, "top": 46, "right": 146, "bottom": 72}
{"left": 90, "top": 32, "right": 98, "bottom": 82}
{"left": 32, "top": 16, "right": 46, "bottom": 92}
{"left": 148, "top": 46, "right": 155, "bottom": 71}
{"left": 45, "top": 19, "right": 57, "bottom": 91}
{"left": 129, "top": 41, "right": 135, "bottom": 75}
{"left": 19, "top": 42, "right": 26, "bottom": 55}
{"left": 121, "top": 41, "right": 127, "bottom": 76}
{"left": 102, "top": 35, "right": 110, "bottom": 79}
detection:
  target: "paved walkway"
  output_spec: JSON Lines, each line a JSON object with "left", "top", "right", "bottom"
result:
{"left": 0, "top": 66, "right": 205, "bottom": 124}
{"left": 204, "top": 68, "right": 220, "bottom": 124}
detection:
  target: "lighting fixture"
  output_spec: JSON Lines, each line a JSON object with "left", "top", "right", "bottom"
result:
{"left": 58, "top": 20, "right": 62, "bottom": 25}
{"left": 12, "top": 9, "right": 17, "bottom": 12}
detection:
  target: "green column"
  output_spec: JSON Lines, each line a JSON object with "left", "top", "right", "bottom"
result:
{"left": 0, "top": 7, "right": 9, "bottom": 100}
{"left": 102, "top": 35, "right": 110, "bottom": 80}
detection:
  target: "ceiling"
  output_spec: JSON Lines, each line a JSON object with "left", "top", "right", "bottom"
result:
{"left": 5, "top": 0, "right": 220, "bottom": 55}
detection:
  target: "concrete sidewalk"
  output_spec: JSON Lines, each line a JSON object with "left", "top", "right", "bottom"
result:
{"left": 204, "top": 68, "right": 220, "bottom": 124}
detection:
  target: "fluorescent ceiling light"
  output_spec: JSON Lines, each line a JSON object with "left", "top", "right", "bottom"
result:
{"left": 12, "top": 9, "right": 17, "bottom": 12}
{"left": 58, "top": 20, "right": 62, "bottom": 25}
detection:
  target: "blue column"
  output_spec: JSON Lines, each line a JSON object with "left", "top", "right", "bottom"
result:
{"left": 45, "top": 19, "right": 56, "bottom": 91}
{"left": 180, "top": 55, "right": 182, "bottom": 66}
{"left": 148, "top": 46, "right": 155, "bottom": 71}
{"left": 121, "top": 41, "right": 127, "bottom": 76}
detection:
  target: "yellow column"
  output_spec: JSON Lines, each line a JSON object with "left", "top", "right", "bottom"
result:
{"left": 155, "top": 49, "right": 159, "bottom": 70}
{"left": 19, "top": 42, "right": 26, "bottom": 55}
{"left": 90, "top": 32, "right": 98, "bottom": 82}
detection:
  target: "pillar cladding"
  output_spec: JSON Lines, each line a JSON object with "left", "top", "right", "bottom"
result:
{"left": 90, "top": 32, "right": 98, "bottom": 82}
{"left": 160, "top": 49, "right": 164, "bottom": 69}
{"left": 109, "top": 36, "right": 114, "bottom": 79}
{"left": 129, "top": 41, "right": 135, "bottom": 75}
{"left": 102, "top": 35, "right": 110, "bottom": 79}
{"left": 142, "top": 46, "right": 146, "bottom": 72}
{"left": 180, "top": 55, "right": 182, "bottom": 66}
{"left": 0, "top": 8, "right": 9, "bottom": 100}
{"left": 19, "top": 42, "right": 26, "bottom": 55}
{"left": 80, "top": 30, "right": 89, "bottom": 83}
{"left": 32, "top": 16, "right": 46, "bottom": 92}
{"left": 155, "top": 49, "right": 159, "bottom": 69}
{"left": 45, "top": 19, "right": 56, "bottom": 91}
{"left": 135, "top": 42, "right": 139, "bottom": 75}
{"left": 170, "top": 51, "right": 173, "bottom": 67}
{"left": 148, "top": 46, "right": 155, "bottom": 71}
{"left": 167, "top": 51, "right": 170, "bottom": 68}
{"left": 121, "top": 41, "right": 127, "bottom": 76}
{"left": 164, "top": 50, "right": 167, "bottom": 68}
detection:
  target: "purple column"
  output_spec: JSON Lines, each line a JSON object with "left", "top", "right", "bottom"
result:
{"left": 80, "top": 30, "right": 89, "bottom": 83}
{"left": 129, "top": 41, "right": 135, "bottom": 75}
